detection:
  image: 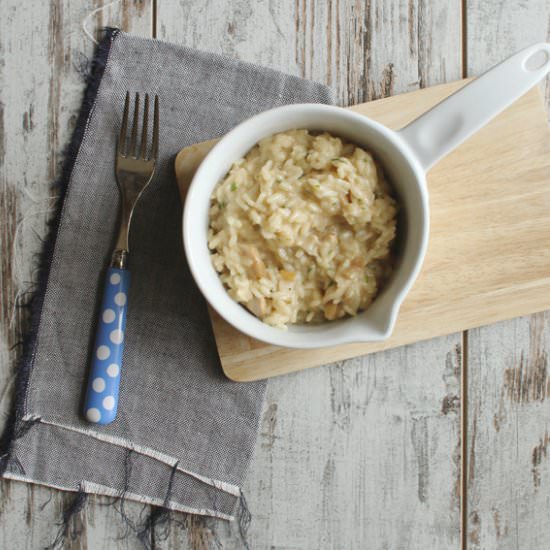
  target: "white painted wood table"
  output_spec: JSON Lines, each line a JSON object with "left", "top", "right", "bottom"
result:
{"left": 1, "top": 1, "right": 549, "bottom": 548}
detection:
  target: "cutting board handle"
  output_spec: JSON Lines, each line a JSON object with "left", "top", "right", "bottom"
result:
{"left": 398, "top": 42, "right": 550, "bottom": 171}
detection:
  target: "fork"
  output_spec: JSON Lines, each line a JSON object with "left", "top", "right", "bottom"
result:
{"left": 83, "top": 92, "right": 159, "bottom": 425}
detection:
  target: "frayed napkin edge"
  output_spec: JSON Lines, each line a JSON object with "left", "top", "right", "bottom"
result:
{"left": 21, "top": 413, "right": 241, "bottom": 496}
{"left": 3, "top": 473, "right": 235, "bottom": 520}
{"left": 0, "top": 27, "right": 121, "bottom": 476}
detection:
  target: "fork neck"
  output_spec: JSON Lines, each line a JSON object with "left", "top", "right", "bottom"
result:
{"left": 111, "top": 249, "right": 129, "bottom": 269}
{"left": 111, "top": 202, "right": 131, "bottom": 269}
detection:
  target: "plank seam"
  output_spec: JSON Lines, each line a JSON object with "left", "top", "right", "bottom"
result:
{"left": 152, "top": 0, "right": 157, "bottom": 38}
{"left": 461, "top": 0, "right": 468, "bottom": 79}
{"left": 460, "top": 3, "right": 468, "bottom": 548}
{"left": 461, "top": 329, "right": 468, "bottom": 550}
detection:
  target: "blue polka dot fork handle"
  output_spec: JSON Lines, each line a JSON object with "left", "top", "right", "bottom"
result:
{"left": 84, "top": 92, "right": 159, "bottom": 425}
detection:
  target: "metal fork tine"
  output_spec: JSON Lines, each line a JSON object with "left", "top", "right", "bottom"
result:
{"left": 129, "top": 92, "right": 140, "bottom": 158}
{"left": 118, "top": 92, "right": 130, "bottom": 155}
{"left": 139, "top": 94, "right": 149, "bottom": 159}
{"left": 151, "top": 95, "right": 159, "bottom": 161}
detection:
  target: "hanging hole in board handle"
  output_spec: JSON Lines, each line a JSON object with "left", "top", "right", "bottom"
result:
{"left": 524, "top": 48, "right": 550, "bottom": 72}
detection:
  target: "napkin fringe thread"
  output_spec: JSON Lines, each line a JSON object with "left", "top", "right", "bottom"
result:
{"left": 47, "top": 486, "right": 88, "bottom": 550}
{"left": 23, "top": 414, "right": 242, "bottom": 496}
{"left": 0, "top": 27, "right": 120, "bottom": 475}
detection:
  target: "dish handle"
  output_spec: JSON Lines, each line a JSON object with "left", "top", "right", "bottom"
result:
{"left": 398, "top": 42, "right": 550, "bottom": 171}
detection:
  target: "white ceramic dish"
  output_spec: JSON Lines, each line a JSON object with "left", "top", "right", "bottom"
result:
{"left": 183, "top": 42, "right": 550, "bottom": 349}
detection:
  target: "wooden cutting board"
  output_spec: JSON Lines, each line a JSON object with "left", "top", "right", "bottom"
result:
{"left": 175, "top": 79, "right": 550, "bottom": 382}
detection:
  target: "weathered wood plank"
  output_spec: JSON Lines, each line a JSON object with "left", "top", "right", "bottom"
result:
{"left": 466, "top": 314, "right": 550, "bottom": 549}
{"left": 465, "top": 1, "right": 550, "bottom": 548}
{"left": 240, "top": 340, "right": 462, "bottom": 548}
{"left": 158, "top": 1, "right": 462, "bottom": 548}
{"left": 159, "top": 0, "right": 462, "bottom": 107}
{"left": 0, "top": 1, "right": 152, "bottom": 548}
{"left": 466, "top": 0, "right": 550, "bottom": 118}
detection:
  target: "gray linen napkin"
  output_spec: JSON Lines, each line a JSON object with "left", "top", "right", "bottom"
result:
{"left": 1, "top": 30, "right": 333, "bottom": 519}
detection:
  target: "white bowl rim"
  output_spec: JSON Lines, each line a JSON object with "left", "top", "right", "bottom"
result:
{"left": 183, "top": 103, "right": 428, "bottom": 349}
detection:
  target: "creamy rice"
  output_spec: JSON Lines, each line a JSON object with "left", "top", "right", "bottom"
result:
{"left": 208, "top": 130, "right": 397, "bottom": 328}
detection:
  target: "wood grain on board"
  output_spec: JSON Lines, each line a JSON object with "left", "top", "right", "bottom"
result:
{"left": 175, "top": 82, "right": 550, "bottom": 383}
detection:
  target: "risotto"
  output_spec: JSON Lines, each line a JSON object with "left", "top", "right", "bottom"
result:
{"left": 207, "top": 130, "right": 398, "bottom": 328}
